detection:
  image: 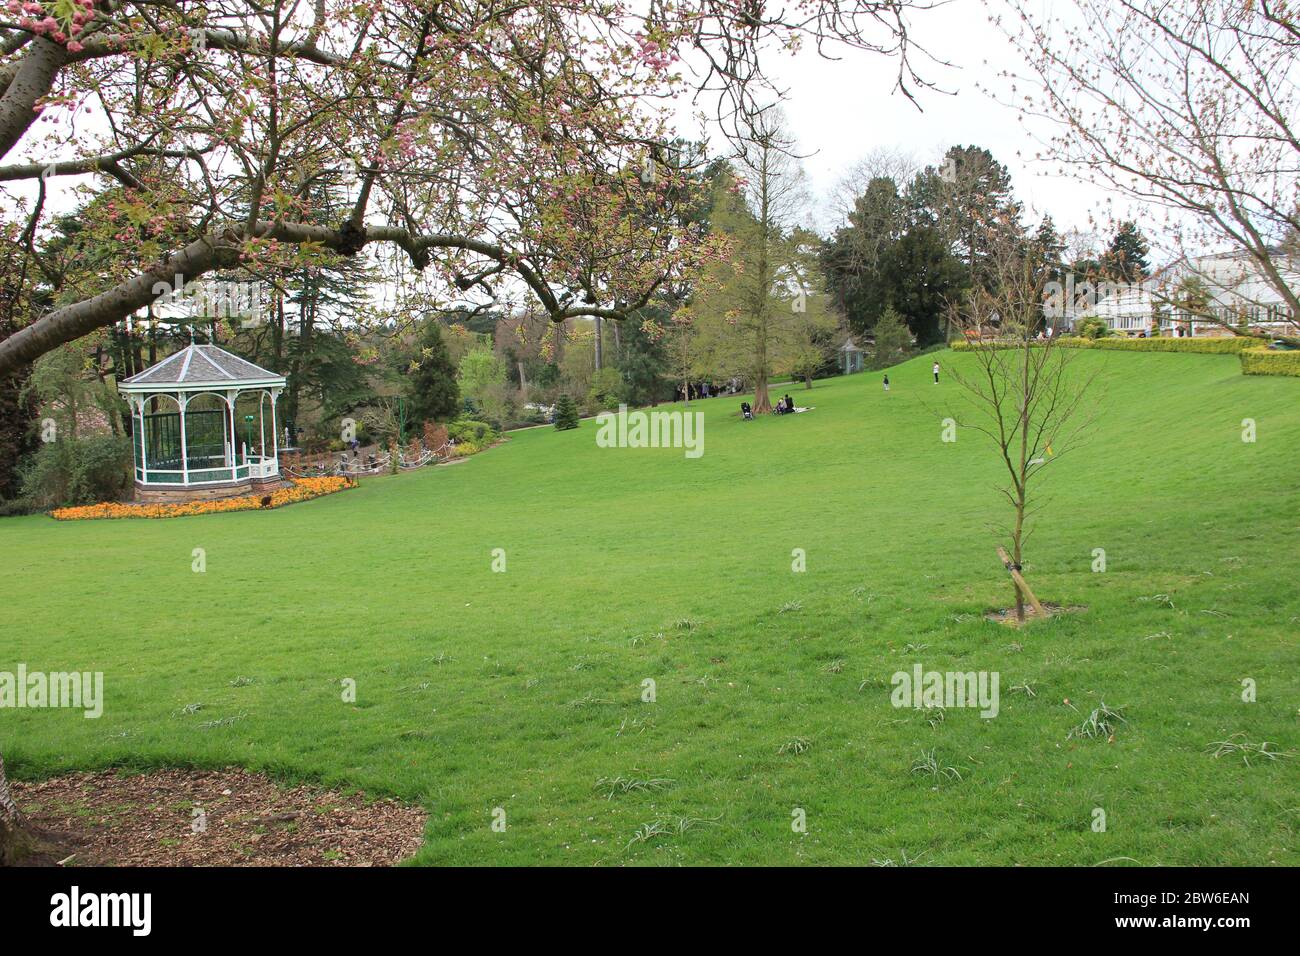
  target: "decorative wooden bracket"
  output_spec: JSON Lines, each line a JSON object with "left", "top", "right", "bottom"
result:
{"left": 996, "top": 546, "right": 1047, "bottom": 617}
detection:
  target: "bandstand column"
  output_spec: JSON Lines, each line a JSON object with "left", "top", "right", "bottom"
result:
{"left": 227, "top": 391, "right": 238, "bottom": 479}
{"left": 138, "top": 398, "right": 149, "bottom": 484}
{"left": 178, "top": 392, "right": 189, "bottom": 486}
{"left": 269, "top": 388, "right": 280, "bottom": 473}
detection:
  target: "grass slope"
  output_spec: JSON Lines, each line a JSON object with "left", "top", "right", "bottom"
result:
{"left": 2, "top": 349, "right": 1297, "bottom": 865}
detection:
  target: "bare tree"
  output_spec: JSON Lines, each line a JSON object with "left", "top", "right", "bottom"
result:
{"left": 826, "top": 145, "right": 919, "bottom": 227}
{"left": 998, "top": 0, "right": 1300, "bottom": 343}
{"left": 946, "top": 230, "right": 1097, "bottom": 622}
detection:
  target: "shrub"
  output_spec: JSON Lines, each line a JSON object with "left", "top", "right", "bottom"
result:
{"left": 1073, "top": 317, "right": 1110, "bottom": 339}
{"left": 1240, "top": 347, "right": 1300, "bottom": 377}
{"left": 422, "top": 422, "right": 450, "bottom": 451}
{"left": 586, "top": 367, "right": 622, "bottom": 412}
{"left": 0, "top": 497, "right": 36, "bottom": 517}
{"left": 553, "top": 394, "right": 580, "bottom": 430}
{"left": 448, "top": 417, "right": 497, "bottom": 444}
{"left": 19, "top": 434, "right": 131, "bottom": 509}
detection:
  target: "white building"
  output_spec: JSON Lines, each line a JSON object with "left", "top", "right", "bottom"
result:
{"left": 1060, "top": 250, "right": 1300, "bottom": 338}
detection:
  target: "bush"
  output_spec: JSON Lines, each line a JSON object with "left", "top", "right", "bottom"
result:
{"left": 448, "top": 417, "right": 498, "bottom": 444}
{"left": 553, "top": 394, "right": 580, "bottom": 430}
{"left": 586, "top": 367, "right": 622, "bottom": 412}
{"left": 1240, "top": 347, "right": 1300, "bottom": 377}
{"left": 1073, "top": 317, "right": 1110, "bottom": 339}
{"left": 0, "top": 497, "right": 36, "bottom": 517}
{"left": 19, "top": 434, "right": 131, "bottom": 509}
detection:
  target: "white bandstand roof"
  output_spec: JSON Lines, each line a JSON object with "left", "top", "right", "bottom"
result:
{"left": 119, "top": 344, "right": 285, "bottom": 393}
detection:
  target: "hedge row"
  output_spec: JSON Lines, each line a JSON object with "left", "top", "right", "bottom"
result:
{"left": 1061, "top": 335, "right": 1268, "bottom": 354}
{"left": 951, "top": 335, "right": 1267, "bottom": 354}
{"left": 1240, "top": 347, "right": 1300, "bottom": 377}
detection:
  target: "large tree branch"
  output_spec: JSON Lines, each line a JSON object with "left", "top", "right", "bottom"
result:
{"left": 0, "top": 144, "right": 210, "bottom": 188}
{"left": 0, "top": 35, "right": 68, "bottom": 159}
{"left": 0, "top": 219, "right": 666, "bottom": 375}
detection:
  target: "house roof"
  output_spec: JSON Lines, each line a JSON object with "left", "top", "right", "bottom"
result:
{"left": 838, "top": 337, "right": 862, "bottom": 352}
{"left": 119, "top": 344, "right": 286, "bottom": 392}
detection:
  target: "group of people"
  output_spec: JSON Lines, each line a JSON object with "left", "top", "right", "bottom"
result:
{"left": 739, "top": 393, "right": 799, "bottom": 420}
{"left": 675, "top": 378, "right": 743, "bottom": 402}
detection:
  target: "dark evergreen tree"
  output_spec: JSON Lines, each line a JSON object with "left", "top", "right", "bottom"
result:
{"left": 553, "top": 393, "right": 580, "bottom": 430}
{"left": 821, "top": 176, "right": 907, "bottom": 333}
{"left": 618, "top": 305, "right": 673, "bottom": 406}
{"left": 1031, "top": 215, "right": 1066, "bottom": 287}
{"left": 405, "top": 319, "right": 460, "bottom": 425}
{"left": 1102, "top": 221, "right": 1151, "bottom": 282}
{"left": 878, "top": 227, "right": 968, "bottom": 345}
{"left": 906, "top": 145, "right": 1024, "bottom": 293}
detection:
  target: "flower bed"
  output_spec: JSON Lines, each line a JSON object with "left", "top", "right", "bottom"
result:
{"left": 50, "top": 476, "right": 355, "bottom": 520}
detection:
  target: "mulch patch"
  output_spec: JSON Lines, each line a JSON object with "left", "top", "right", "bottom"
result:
{"left": 11, "top": 767, "right": 424, "bottom": 867}
{"left": 984, "top": 603, "right": 1088, "bottom": 626}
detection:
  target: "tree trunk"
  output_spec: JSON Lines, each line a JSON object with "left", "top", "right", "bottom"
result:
{"left": 1013, "top": 343, "right": 1032, "bottom": 622}
{"left": 0, "top": 750, "right": 33, "bottom": 865}
{"left": 753, "top": 374, "right": 771, "bottom": 413}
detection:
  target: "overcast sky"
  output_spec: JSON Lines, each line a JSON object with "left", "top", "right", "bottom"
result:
{"left": 690, "top": 0, "right": 1133, "bottom": 247}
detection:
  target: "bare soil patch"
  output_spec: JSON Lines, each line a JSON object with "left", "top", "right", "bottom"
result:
{"left": 10, "top": 767, "right": 424, "bottom": 867}
{"left": 983, "top": 603, "right": 1088, "bottom": 626}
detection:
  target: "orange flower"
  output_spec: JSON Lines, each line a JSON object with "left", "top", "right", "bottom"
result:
{"left": 50, "top": 477, "right": 355, "bottom": 521}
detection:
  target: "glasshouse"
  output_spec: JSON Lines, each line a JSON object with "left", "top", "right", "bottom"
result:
{"left": 118, "top": 344, "right": 286, "bottom": 502}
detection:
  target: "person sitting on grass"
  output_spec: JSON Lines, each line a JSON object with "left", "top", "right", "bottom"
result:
{"left": 785, "top": 394, "right": 795, "bottom": 413}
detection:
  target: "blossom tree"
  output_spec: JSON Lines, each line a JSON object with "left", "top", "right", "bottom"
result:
{"left": 0, "top": 0, "right": 938, "bottom": 377}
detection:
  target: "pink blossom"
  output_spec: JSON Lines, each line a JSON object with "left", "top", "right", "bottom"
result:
{"left": 51, "top": 30, "right": 65, "bottom": 43}
{"left": 66, "top": 40, "right": 83, "bottom": 53}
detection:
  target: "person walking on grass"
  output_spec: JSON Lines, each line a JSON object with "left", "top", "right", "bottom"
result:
{"left": 883, "top": 373, "right": 890, "bottom": 392}
{"left": 932, "top": 361, "right": 941, "bottom": 384}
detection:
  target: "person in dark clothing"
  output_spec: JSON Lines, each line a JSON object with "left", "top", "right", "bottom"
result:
{"left": 883, "top": 373, "right": 890, "bottom": 392}
{"left": 784, "top": 394, "right": 795, "bottom": 413}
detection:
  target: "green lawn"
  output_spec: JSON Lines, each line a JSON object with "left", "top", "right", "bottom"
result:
{"left": 2, "top": 349, "right": 1297, "bottom": 865}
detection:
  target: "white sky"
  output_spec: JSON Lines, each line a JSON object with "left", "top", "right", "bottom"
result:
{"left": 689, "top": 0, "right": 1133, "bottom": 243}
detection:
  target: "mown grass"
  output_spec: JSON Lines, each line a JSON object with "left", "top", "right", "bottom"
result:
{"left": 1, "top": 349, "right": 1297, "bottom": 865}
